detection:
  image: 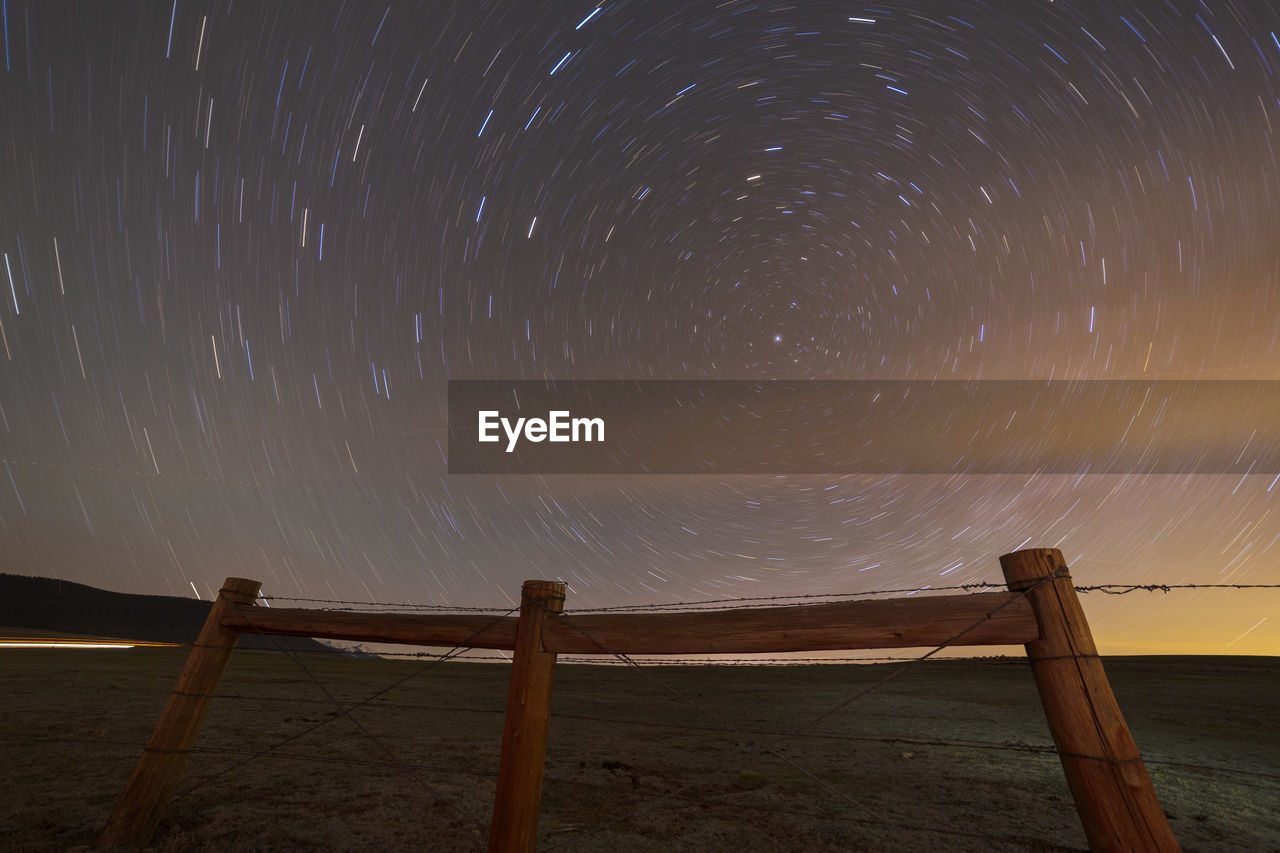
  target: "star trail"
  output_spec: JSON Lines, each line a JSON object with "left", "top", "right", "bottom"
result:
{"left": 0, "top": 1, "right": 1277, "bottom": 654}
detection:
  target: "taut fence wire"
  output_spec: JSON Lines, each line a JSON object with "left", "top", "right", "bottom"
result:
{"left": 255, "top": 580, "right": 1280, "bottom": 615}
{"left": 95, "top": 602, "right": 518, "bottom": 848}
{"left": 533, "top": 572, "right": 1061, "bottom": 850}
{"left": 90, "top": 551, "right": 1279, "bottom": 851}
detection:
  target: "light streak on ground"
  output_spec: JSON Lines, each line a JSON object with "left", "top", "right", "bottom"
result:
{"left": 0, "top": 637, "right": 180, "bottom": 649}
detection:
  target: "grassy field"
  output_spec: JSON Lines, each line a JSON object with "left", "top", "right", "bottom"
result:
{"left": 3, "top": 645, "right": 1277, "bottom": 852}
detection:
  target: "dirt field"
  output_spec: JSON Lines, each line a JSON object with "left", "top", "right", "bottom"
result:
{"left": 3, "top": 645, "right": 1276, "bottom": 851}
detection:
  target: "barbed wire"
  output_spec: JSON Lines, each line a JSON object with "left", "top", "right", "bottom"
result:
{"left": 241, "top": 579, "right": 1280, "bottom": 617}
{"left": 1074, "top": 582, "right": 1280, "bottom": 594}
{"left": 13, "top": 577, "right": 1280, "bottom": 624}
{"left": 21, "top": 577, "right": 1273, "bottom": 620}
{"left": 534, "top": 572, "right": 1060, "bottom": 851}
{"left": 539, "top": 611, "right": 886, "bottom": 848}
{"left": 82, "top": 574, "right": 1279, "bottom": 849}
{"left": 561, "top": 582, "right": 1005, "bottom": 612}
{"left": 258, "top": 594, "right": 513, "bottom": 613}
{"left": 78, "top": 637, "right": 1024, "bottom": 666}
{"left": 808, "top": 579, "right": 1065, "bottom": 747}
{"left": 96, "top": 607, "right": 518, "bottom": 846}
{"left": 240, "top": 609, "right": 492, "bottom": 848}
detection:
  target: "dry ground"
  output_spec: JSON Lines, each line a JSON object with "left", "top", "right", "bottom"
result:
{"left": 2, "top": 643, "right": 1277, "bottom": 852}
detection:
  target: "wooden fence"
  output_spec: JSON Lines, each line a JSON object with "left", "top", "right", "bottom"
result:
{"left": 98, "top": 548, "right": 1181, "bottom": 852}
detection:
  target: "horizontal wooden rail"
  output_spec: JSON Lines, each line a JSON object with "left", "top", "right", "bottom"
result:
{"left": 220, "top": 608, "right": 519, "bottom": 649}
{"left": 106, "top": 554, "right": 1175, "bottom": 853}
{"left": 545, "top": 592, "right": 1036, "bottom": 654}
{"left": 221, "top": 591, "right": 1037, "bottom": 655}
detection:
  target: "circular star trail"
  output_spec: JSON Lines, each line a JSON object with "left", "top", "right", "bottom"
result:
{"left": 0, "top": 1, "right": 1277, "bottom": 653}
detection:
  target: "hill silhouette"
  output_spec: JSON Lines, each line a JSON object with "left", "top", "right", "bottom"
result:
{"left": 0, "top": 573, "right": 334, "bottom": 653}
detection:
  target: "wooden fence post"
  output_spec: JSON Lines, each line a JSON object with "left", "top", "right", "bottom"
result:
{"left": 99, "top": 577, "right": 262, "bottom": 847}
{"left": 489, "top": 579, "right": 566, "bottom": 853}
{"left": 1000, "top": 548, "right": 1179, "bottom": 852}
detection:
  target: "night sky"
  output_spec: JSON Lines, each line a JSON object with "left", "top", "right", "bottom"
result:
{"left": 1, "top": 1, "right": 1277, "bottom": 655}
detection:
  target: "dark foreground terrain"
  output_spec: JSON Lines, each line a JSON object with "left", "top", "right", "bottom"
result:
{"left": 3, "top": 645, "right": 1276, "bottom": 852}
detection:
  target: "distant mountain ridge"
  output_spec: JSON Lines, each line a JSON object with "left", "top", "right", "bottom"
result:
{"left": 0, "top": 573, "right": 333, "bottom": 652}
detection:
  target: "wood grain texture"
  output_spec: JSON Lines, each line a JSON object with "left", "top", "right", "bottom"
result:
{"left": 1001, "top": 548, "right": 1180, "bottom": 853}
{"left": 221, "top": 605, "right": 519, "bottom": 649}
{"left": 545, "top": 592, "right": 1035, "bottom": 654}
{"left": 99, "top": 577, "right": 262, "bottom": 847}
{"left": 221, "top": 591, "right": 1037, "bottom": 655}
{"left": 489, "top": 580, "right": 565, "bottom": 853}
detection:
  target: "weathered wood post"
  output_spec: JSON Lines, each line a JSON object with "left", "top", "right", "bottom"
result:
{"left": 1000, "top": 548, "right": 1179, "bottom": 852}
{"left": 489, "top": 579, "right": 566, "bottom": 853}
{"left": 99, "top": 577, "right": 262, "bottom": 847}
